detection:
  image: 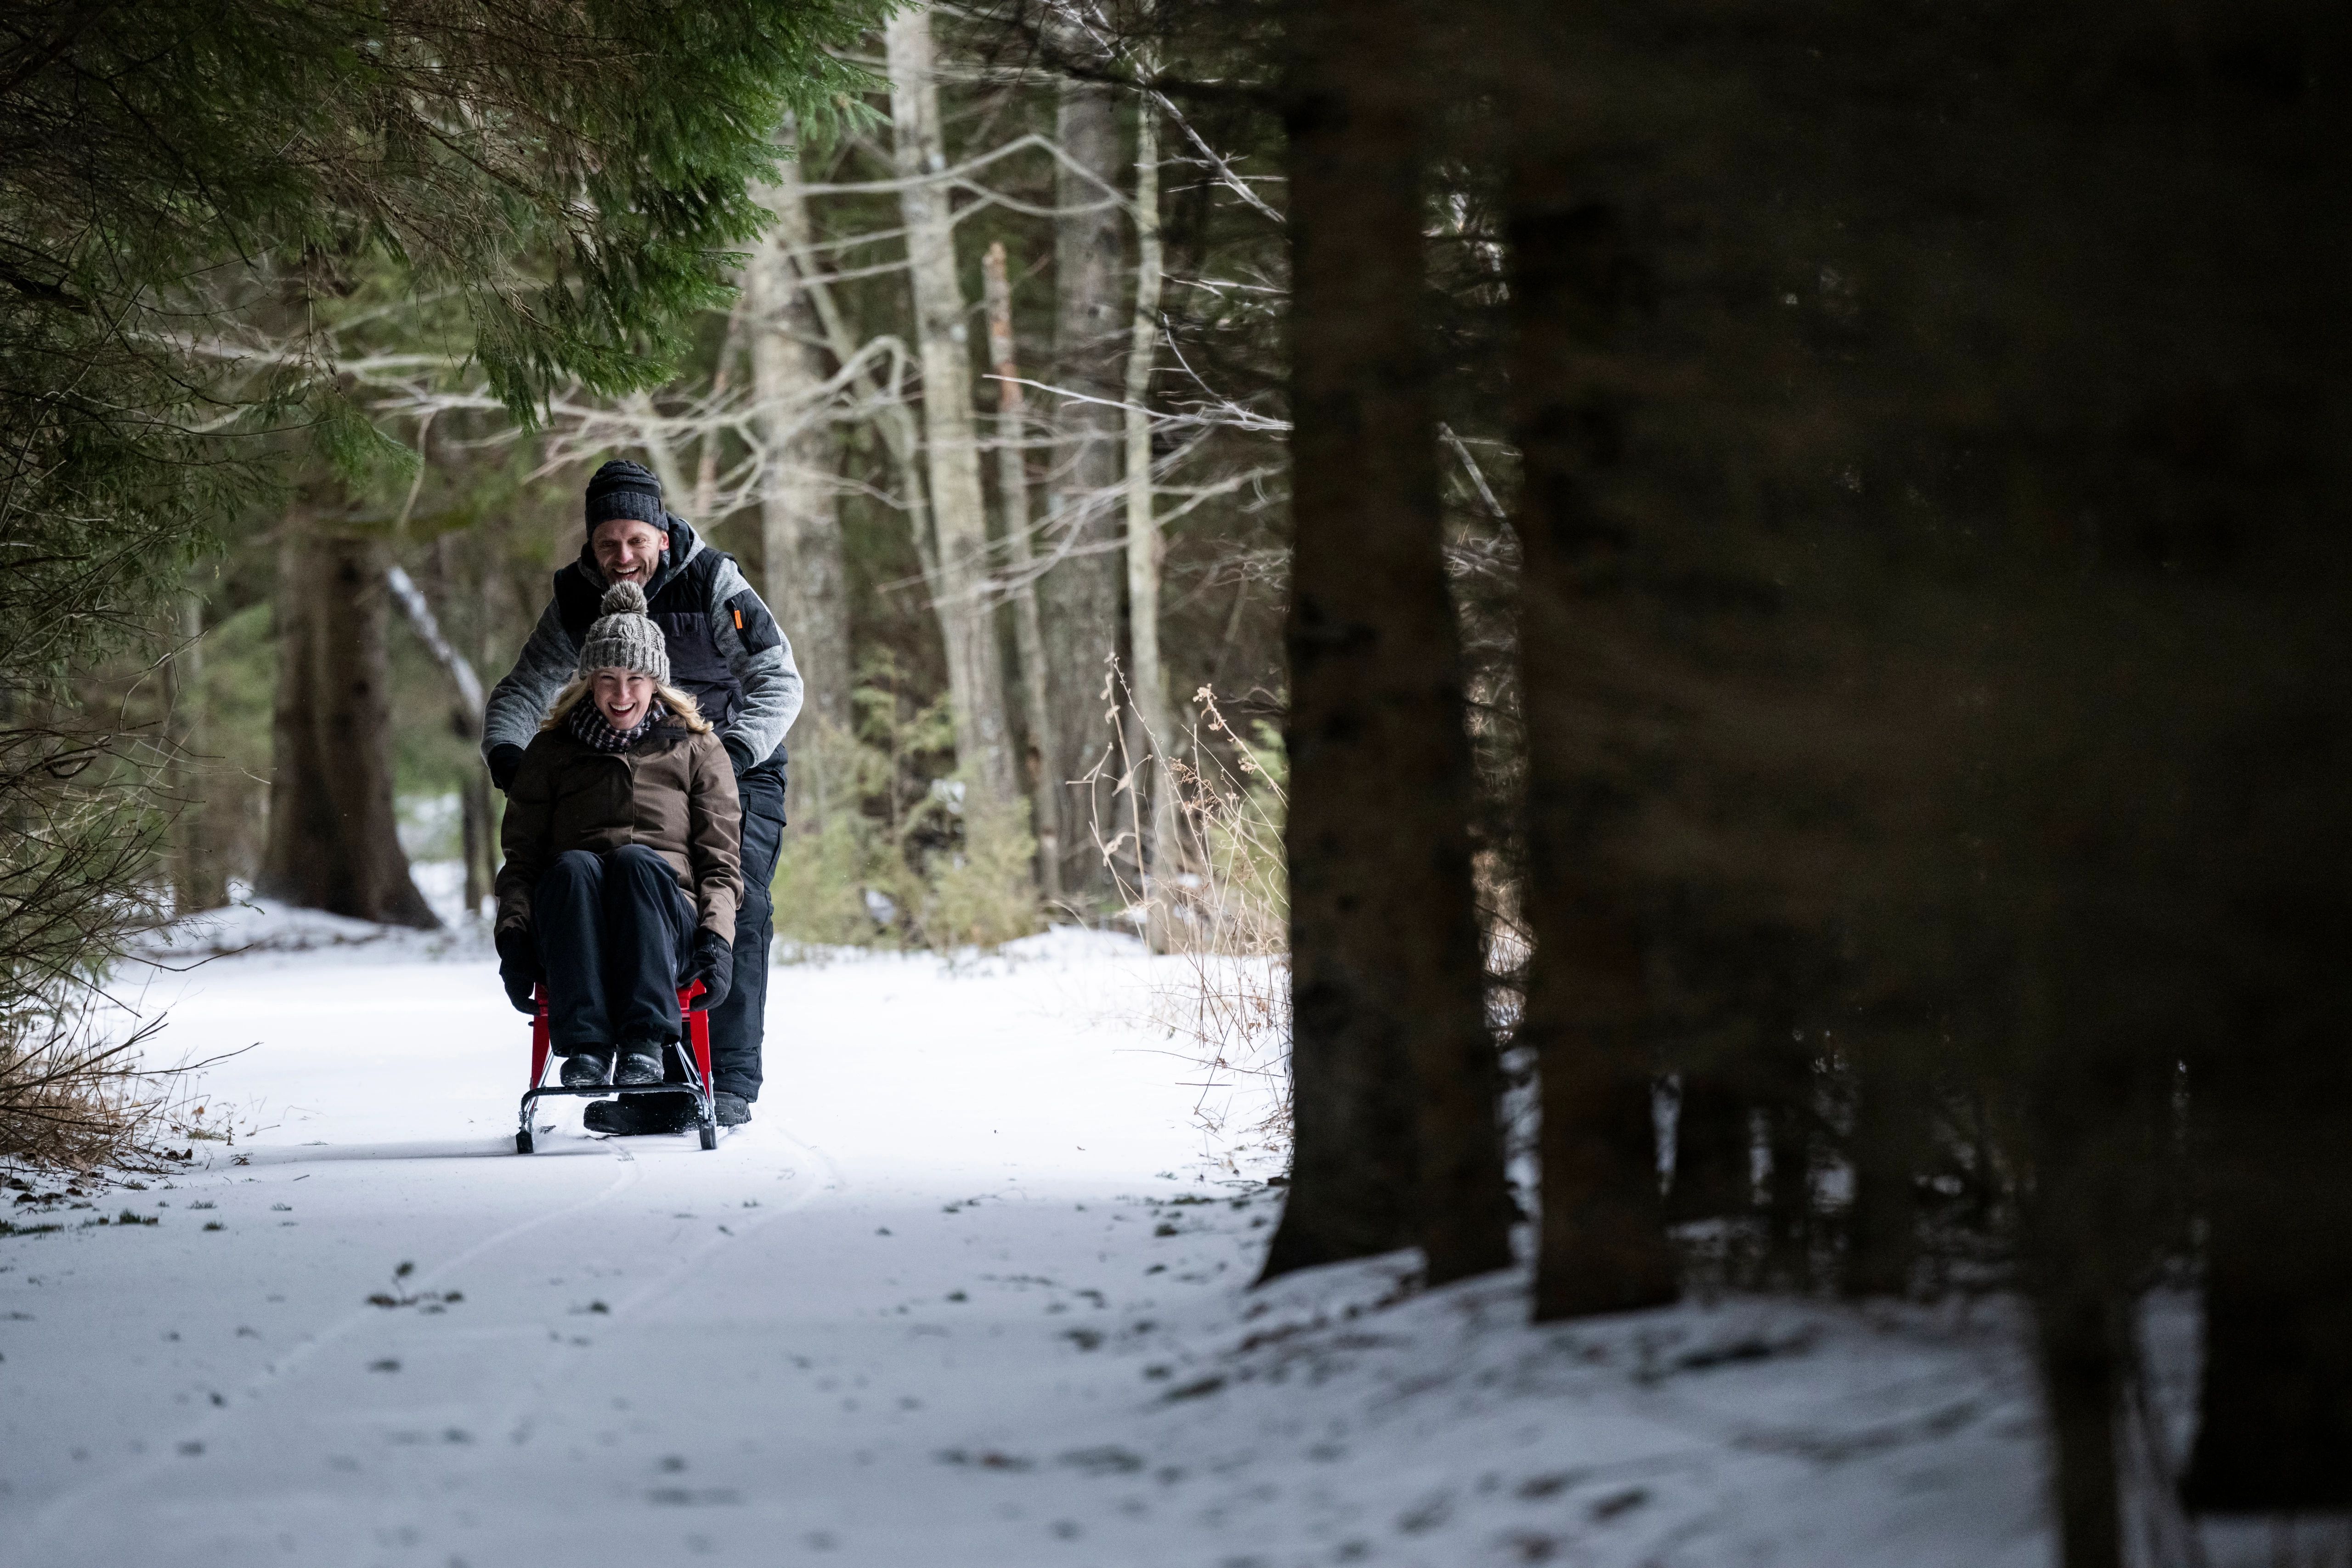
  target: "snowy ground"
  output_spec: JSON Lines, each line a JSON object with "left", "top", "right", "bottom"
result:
{"left": 0, "top": 901, "right": 2126, "bottom": 1568}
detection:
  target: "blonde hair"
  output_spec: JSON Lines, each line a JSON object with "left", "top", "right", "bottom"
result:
{"left": 543, "top": 674, "right": 712, "bottom": 735}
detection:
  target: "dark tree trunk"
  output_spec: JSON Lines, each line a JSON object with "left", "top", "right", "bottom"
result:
{"left": 2033, "top": 1274, "right": 2126, "bottom": 1568}
{"left": 260, "top": 528, "right": 332, "bottom": 901}
{"left": 1843, "top": 1036, "right": 1926, "bottom": 1298}
{"left": 2186, "top": 1232, "right": 2352, "bottom": 1511}
{"left": 1503, "top": 62, "right": 1678, "bottom": 1323}
{"left": 2024, "top": 1053, "right": 2137, "bottom": 1568}
{"left": 2187, "top": 1272, "right": 2352, "bottom": 1508}
{"left": 2020, "top": 951, "right": 2173, "bottom": 1568}
{"left": 426, "top": 535, "right": 496, "bottom": 918}
{"left": 165, "top": 592, "right": 229, "bottom": 913}
{"left": 2182, "top": 897, "right": 2352, "bottom": 1511}
{"left": 1667, "top": 1071, "right": 1749, "bottom": 1222}
{"left": 1761, "top": 1043, "right": 1815, "bottom": 1289}
{"left": 1040, "top": 74, "right": 1128, "bottom": 909}
{"left": 459, "top": 771, "right": 493, "bottom": 917}
{"left": 1526, "top": 911, "right": 1677, "bottom": 1318}
{"left": 1259, "top": 0, "right": 1508, "bottom": 1286}
{"left": 259, "top": 518, "right": 437, "bottom": 928}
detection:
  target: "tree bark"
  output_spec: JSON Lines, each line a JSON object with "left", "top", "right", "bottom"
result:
{"left": 2027, "top": 1081, "right": 2130, "bottom": 1568}
{"left": 1843, "top": 1033, "right": 1926, "bottom": 1298}
{"left": 983, "top": 238, "right": 1064, "bottom": 904}
{"left": 619, "top": 391, "right": 690, "bottom": 507}
{"left": 885, "top": 7, "right": 1018, "bottom": 811}
{"left": 694, "top": 295, "right": 749, "bottom": 522}
{"left": 165, "top": 591, "right": 228, "bottom": 913}
{"left": 2181, "top": 913, "right": 2352, "bottom": 1511}
{"left": 1666, "top": 1071, "right": 1750, "bottom": 1222}
{"left": 1123, "top": 92, "right": 1183, "bottom": 950}
{"left": 2033, "top": 1275, "right": 2127, "bottom": 1568}
{"left": 385, "top": 562, "right": 491, "bottom": 916}
{"left": 750, "top": 140, "right": 852, "bottom": 829}
{"left": 1503, "top": 51, "right": 1678, "bottom": 1319}
{"left": 2018, "top": 937, "right": 2169, "bottom": 1568}
{"left": 459, "top": 770, "right": 493, "bottom": 917}
{"left": 259, "top": 515, "right": 437, "bottom": 928}
{"left": 763, "top": 132, "right": 943, "bottom": 652}
{"left": 1762, "top": 1056, "right": 1815, "bottom": 1288}
{"left": 1042, "top": 71, "right": 1128, "bottom": 906}
{"left": 1260, "top": 0, "right": 1509, "bottom": 1288}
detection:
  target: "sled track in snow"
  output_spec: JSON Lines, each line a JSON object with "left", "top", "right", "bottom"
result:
{"left": 7, "top": 1115, "right": 841, "bottom": 1566}
{"left": 493, "top": 1117, "right": 842, "bottom": 1447}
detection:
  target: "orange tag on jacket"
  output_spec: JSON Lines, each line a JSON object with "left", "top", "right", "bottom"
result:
{"left": 733, "top": 608, "right": 743, "bottom": 629}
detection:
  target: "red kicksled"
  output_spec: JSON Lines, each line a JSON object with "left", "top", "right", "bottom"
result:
{"left": 516, "top": 980, "right": 718, "bottom": 1154}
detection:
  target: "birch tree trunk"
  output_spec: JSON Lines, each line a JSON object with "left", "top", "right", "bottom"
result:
{"left": 984, "top": 239, "right": 1064, "bottom": 902}
{"left": 885, "top": 7, "right": 1018, "bottom": 810}
{"left": 1123, "top": 97, "right": 1182, "bottom": 947}
{"left": 750, "top": 142, "right": 852, "bottom": 829}
{"left": 620, "top": 391, "right": 690, "bottom": 504}
{"left": 1044, "top": 71, "right": 1128, "bottom": 905}
{"left": 694, "top": 295, "right": 749, "bottom": 521}
{"left": 762, "top": 142, "right": 941, "bottom": 610}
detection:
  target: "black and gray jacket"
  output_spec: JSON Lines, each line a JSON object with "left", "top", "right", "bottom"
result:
{"left": 482, "top": 514, "right": 801, "bottom": 778}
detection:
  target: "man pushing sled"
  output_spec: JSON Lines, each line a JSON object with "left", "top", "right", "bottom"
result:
{"left": 486, "top": 459, "right": 801, "bottom": 1136}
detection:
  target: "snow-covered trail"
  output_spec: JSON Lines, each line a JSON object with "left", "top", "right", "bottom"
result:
{"left": 3, "top": 933, "right": 1266, "bottom": 1565}
{"left": 3, "top": 930, "right": 2065, "bottom": 1568}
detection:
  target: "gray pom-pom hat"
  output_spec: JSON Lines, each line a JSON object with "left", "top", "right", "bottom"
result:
{"left": 576, "top": 580, "right": 671, "bottom": 685}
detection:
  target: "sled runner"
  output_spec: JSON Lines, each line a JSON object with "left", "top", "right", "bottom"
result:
{"left": 516, "top": 979, "right": 718, "bottom": 1153}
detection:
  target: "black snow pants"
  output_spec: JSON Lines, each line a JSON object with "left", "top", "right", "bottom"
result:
{"left": 704, "top": 763, "right": 783, "bottom": 1099}
{"left": 533, "top": 845, "right": 697, "bottom": 1054}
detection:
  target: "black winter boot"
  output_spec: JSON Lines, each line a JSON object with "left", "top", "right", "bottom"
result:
{"left": 560, "top": 1046, "right": 615, "bottom": 1088}
{"left": 614, "top": 1043, "right": 665, "bottom": 1086}
{"left": 713, "top": 1092, "right": 751, "bottom": 1127}
{"left": 583, "top": 1096, "right": 696, "bottom": 1136}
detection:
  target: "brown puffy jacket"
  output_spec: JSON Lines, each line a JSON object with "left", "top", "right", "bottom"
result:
{"left": 494, "top": 717, "right": 743, "bottom": 942}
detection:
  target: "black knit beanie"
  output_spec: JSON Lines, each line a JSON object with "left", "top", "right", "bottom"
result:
{"left": 584, "top": 458, "right": 666, "bottom": 532}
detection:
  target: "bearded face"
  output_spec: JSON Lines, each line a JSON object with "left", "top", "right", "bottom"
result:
{"left": 591, "top": 518, "right": 666, "bottom": 586}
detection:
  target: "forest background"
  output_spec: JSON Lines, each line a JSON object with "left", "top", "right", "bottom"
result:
{"left": 156, "top": 5, "right": 1304, "bottom": 957}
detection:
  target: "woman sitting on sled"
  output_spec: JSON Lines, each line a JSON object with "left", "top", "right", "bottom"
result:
{"left": 492, "top": 581, "right": 742, "bottom": 1135}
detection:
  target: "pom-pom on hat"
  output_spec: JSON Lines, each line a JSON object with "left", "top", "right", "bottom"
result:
{"left": 576, "top": 580, "right": 671, "bottom": 685}
{"left": 585, "top": 457, "right": 666, "bottom": 532}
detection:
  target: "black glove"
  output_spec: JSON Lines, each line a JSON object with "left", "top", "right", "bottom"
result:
{"left": 488, "top": 743, "right": 526, "bottom": 793}
{"left": 721, "top": 734, "right": 756, "bottom": 778}
{"left": 495, "top": 926, "right": 540, "bottom": 1016}
{"left": 687, "top": 927, "right": 735, "bottom": 1012}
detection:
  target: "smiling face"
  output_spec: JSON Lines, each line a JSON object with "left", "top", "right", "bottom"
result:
{"left": 591, "top": 668, "right": 657, "bottom": 730}
{"left": 590, "top": 518, "right": 667, "bottom": 586}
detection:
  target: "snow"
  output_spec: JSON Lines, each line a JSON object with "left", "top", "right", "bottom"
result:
{"left": 0, "top": 907, "right": 2099, "bottom": 1568}
{"left": 129, "top": 873, "right": 487, "bottom": 966}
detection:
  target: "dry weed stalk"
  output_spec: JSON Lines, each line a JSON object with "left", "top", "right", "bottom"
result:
{"left": 1086, "top": 673, "right": 1292, "bottom": 1164}
{"left": 0, "top": 997, "right": 197, "bottom": 1172}
{"left": 0, "top": 715, "right": 213, "bottom": 1172}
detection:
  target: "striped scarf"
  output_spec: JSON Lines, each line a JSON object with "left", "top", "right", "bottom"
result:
{"left": 570, "top": 697, "right": 664, "bottom": 753}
